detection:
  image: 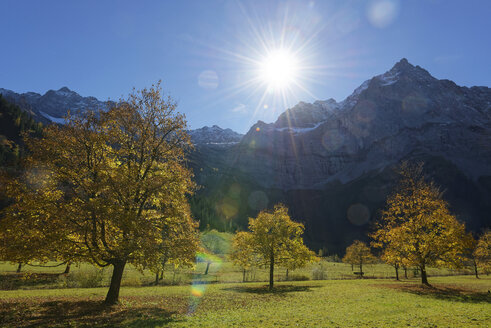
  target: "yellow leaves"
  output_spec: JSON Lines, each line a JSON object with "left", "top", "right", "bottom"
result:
{"left": 231, "top": 204, "right": 316, "bottom": 270}
{"left": 473, "top": 230, "right": 491, "bottom": 273}
{"left": 372, "top": 162, "right": 469, "bottom": 270}
{"left": 343, "top": 240, "right": 376, "bottom": 266}
{"left": 0, "top": 83, "right": 197, "bottom": 270}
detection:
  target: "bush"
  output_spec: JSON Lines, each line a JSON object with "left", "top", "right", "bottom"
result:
{"left": 312, "top": 263, "right": 327, "bottom": 280}
{"left": 325, "top": 255, "right": 341, "bottom": 262}
{"left": 121, "top": 275, "right": 142, "bottom": 287}
{"left": 61, "top": 268, "right": 106, "bottom": 288}
{"left": 286, "top": 274, "right": 310, "bottom": 281}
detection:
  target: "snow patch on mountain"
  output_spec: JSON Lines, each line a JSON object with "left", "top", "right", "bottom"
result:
{"left": 0, "top": 87, "right": 111, "bottom": 124}
{"left": 39, "top": 111, "right": 66, "bottom": 124}
{"left": 378, "top": 70, "right": 399, "bottom": 86}
{"left": 275, "top": 121, "right": 323, "bottom": 133}
{"left": 189, "top": 125, "right": 243, "bottom": 145}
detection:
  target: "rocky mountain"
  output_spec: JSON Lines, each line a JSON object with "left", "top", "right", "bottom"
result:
{"left": 234, "top": 58, "right": 491, "bottom": 189}
{"left": 190, "top": 58, "right": 491, "bottom": 252}
{"left": 0, "top": 87, "right": 111, "bottom": 124}
{"left": 0, "top": 87, "right": 243, "bottom": 145}
{"left": 188, "top": 125, "right": 243, "bottom": 145}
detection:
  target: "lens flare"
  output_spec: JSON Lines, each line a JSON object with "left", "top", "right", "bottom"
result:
{"left": 367, "top": 0, "right": 399, "bottom": 28}
{"left": 188, "top": 252, "right": 223, "bottom": 315}
{"left": 347, "top": 203, "right": 371, "bottom": 226}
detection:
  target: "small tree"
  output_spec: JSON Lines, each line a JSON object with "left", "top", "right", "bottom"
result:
{"left": 230, "top": 231, "right": 257, "bottom": 282}
{"left": 230, "top": 204, "right": 317, "bottom": 290}
{"left": 372, "top": 162, "right": 470, "bottom": 285}
{"left": 379, "top": 247, "right": 408, "bottom": 281}
{"left": 153, "top": 212, "right": 199, "bottom": 285}
{"left": 373, "top": 236, "right": 410, "bottom": 281}
{"left": 0, "top": 83, "right": 198, "bottom": 304}
{"left": 342, "top": 240, "right": 376, "bottom": 277}
{"left": 473, "top": 230, "right": 491, "bottom": 276}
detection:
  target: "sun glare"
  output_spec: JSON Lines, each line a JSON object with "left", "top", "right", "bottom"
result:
{"left": 259, "top": 49, "right": 298, "bottom": 90}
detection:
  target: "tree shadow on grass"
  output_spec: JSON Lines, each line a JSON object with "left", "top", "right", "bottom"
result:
{"left": 385, "top": 283, "right": 491, "bottom": 304}
{"left": 0, "top": 299, "right": 181, "bottom": 328}
{"left": 222, "top": 284, "right": 320, "bottom": 295}
{"left": 0, "top": 273, "right": 61, "bottom": 290}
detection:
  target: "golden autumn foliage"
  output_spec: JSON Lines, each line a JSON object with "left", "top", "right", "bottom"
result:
{"left": 473, "top": 230, "right": 491, "bottom": 275}
{"left": 230, "top": 204, "right": 317, "bottom": 290}
{"left": 230, "top": 231, "right": 258, "bottom": 270}
{"left": 342, "top": 240, "right": 376, "bottom": 276}
{"left": 371, "top": 162, "right": 470, "bottom": 285}
{"left": 0, "top": 83, "right": 199, "bottom": 304}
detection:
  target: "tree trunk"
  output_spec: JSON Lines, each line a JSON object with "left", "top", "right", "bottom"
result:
{"left": 160, "top": 258, "right": 166, "bottom": 280}
{"left": 420, "top": 264, "right": 429, "bottom": 285}
{"left": 286, "top": 268, "right": 289, "bottom": 280}
{"left": 104, "top": 260, "right": 126, "bottom": 305}
{"left": 242, "top": 268, "right": 246, "bottom": 282}
{"left": 269, "top": 253, "right": 275, "bottom": 290}
{"left": 473, "top": 260, "right": 479, "bottom": 279}
{"left": 395, "top": 265, "right": 399, "bottom": 281}
{"left": 63, "top": 263, "right": 71, "bottom": 274}
{"left": 404, "top": 267, "right": 408, "bottom": 279}
{"left": 359, "top": 261, "right": 363, "bottom": 278}
{"left": 204, "top": 262, "right": 211, "bottom": 275}
{"left": 155, "top": 271, "right": 160, "bottom": 285}
{"left": 16, "top": 263, "right": 22, "bottom": 273}
{"left": 351, "top": 264, "right": 353, "bottom": 271}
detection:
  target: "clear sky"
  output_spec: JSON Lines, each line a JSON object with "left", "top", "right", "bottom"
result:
{"left": 1, "top": 0, "right": 490, "bottom": 133}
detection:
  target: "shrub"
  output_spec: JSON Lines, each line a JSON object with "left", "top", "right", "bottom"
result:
{"left": 312, "top": 263, "right": 327, "bottom": 280}
{"left": 286, "top": 274, "right": 310, "bottom": 281}
{"left": 61, "top": 268, "right": 106, "bottom": 288}
{"left": 121, "top": 275, "right": 142, "bottom": 287}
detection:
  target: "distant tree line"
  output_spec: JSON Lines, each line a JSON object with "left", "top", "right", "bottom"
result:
{"left": 0, "top": 95, "right": 42, "bottom": 169}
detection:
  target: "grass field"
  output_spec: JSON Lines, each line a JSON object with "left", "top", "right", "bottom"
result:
{"left": 0, "top": 258, "right": 490, "bottom": 327}
{"left": 0, "top": 276, "right": 489, "bottom": 327}
{"left": 0, "top": 259, "right": 476, "bottom": 290}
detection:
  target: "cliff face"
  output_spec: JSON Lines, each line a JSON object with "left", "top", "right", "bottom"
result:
{"left": 232, "top": 58, "right": 491, "bottom": 190}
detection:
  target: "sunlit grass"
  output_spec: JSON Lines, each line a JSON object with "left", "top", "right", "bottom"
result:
{"left": 0, "top": 276, "right": 489, "bottom": 327}
{"left": 0, "top": 259, "right": 475, "bottom": 290}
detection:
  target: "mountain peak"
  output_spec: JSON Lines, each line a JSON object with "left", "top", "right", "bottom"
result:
{"left": 392, "top": 58, "right": 411, "bottom": 69}
{"left": 58, "top": 86, "right": 71, "bottom": 92}
{"left": 388, "top": 58, "right": 433, "bottom": 79}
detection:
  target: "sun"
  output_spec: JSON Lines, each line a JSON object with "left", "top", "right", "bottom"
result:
{"left": 258, "top": 49, "right": 299, "bottom": 91}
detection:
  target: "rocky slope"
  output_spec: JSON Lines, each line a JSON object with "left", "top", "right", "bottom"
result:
{"left": 0, "top": 87, "right": 111, "bottom": 124}
{"left": 233, "top": 58, "right": 491, "bottom": 190}
{"left": 0, "top": 87, "right": 243, "bottom": 145}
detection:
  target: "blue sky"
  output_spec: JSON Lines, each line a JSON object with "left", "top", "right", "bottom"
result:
{"left": 1, "top": 0, "right": 490, "bottom": 133}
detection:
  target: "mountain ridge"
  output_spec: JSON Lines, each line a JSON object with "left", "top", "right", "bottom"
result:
{"left": 235, "top": 58, "right": 490, "bottom": 189}
{"left": 0, "top": 87, "right": 244, "bottom": 144}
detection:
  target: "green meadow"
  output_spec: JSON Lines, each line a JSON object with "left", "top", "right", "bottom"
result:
{"left": 0, "top": 260, "right": 489, "bottom": 327}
